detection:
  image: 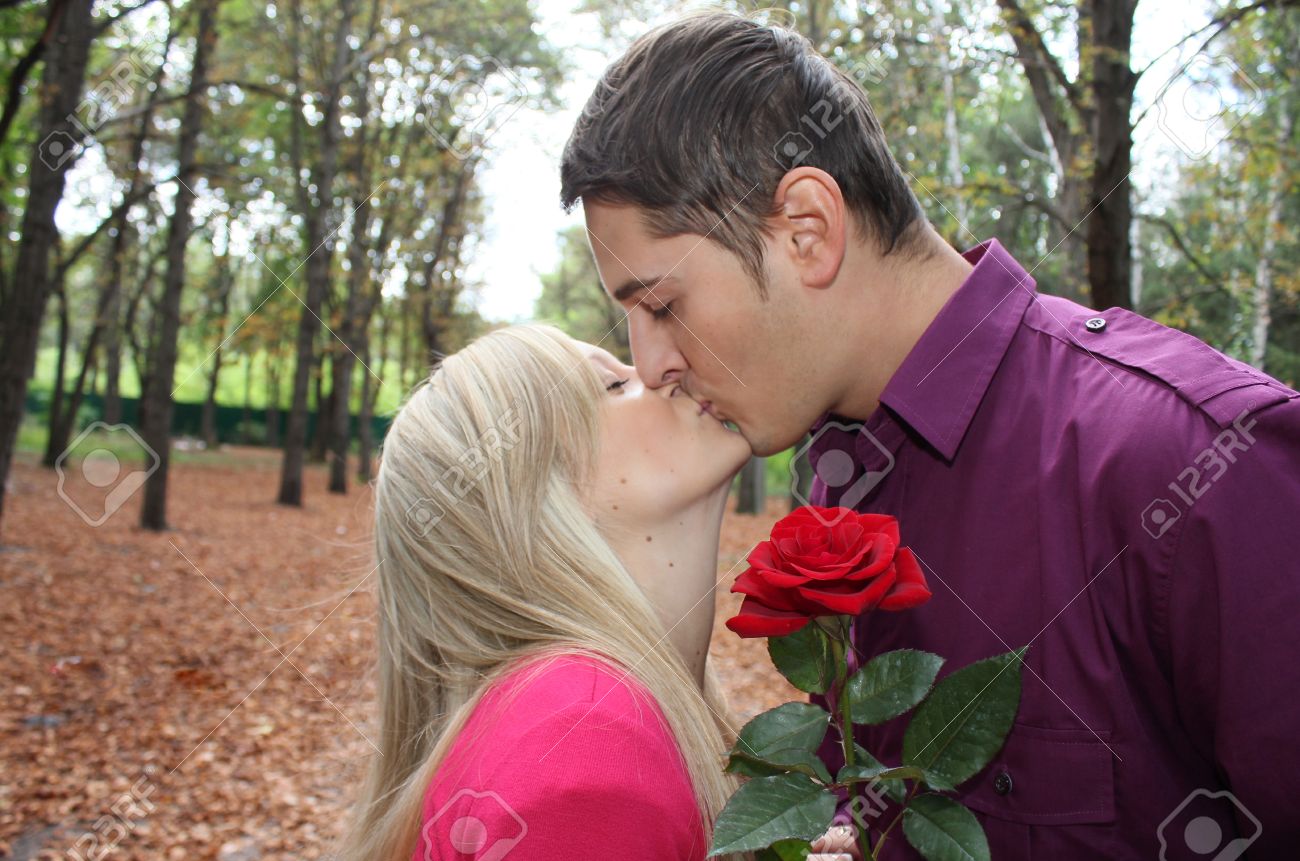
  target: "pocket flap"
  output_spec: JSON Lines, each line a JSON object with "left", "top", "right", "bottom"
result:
{"left": 955, "top": 723, "right": 1116, "bottom": 825}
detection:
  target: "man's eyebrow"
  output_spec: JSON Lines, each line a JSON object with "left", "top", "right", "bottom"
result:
{"left": 612, "top": 274, "right": 670, "bottom": 303}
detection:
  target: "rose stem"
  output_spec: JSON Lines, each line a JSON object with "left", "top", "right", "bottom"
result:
{"left": 828, "top": 616, "right": 875, "bottom": 861}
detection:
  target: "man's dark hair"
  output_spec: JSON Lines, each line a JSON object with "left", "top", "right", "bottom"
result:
{"left": 560, "top": 12, "right": 927, "bottom": 295}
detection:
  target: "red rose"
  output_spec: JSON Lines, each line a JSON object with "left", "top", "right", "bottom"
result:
{"left": 725, "top": 506, "right": 932, "bottom": 638}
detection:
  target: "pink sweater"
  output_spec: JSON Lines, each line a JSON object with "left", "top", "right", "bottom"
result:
{"left": 413, "top": 653, "right": 708, "bottom": 860}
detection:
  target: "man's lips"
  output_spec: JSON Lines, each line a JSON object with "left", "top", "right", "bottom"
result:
{"left": 678, "top": 383, "right": 732, "bottom": 425}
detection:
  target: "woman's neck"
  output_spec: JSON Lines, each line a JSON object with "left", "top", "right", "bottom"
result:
{"left": 610, "top": 484, "right": 731, "bottom": 689}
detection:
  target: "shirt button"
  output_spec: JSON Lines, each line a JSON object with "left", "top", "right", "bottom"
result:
{"left": 993, "top": 770, "right": 1013, "bottom": 796}
{"left": 1085, "top": 316, "right": 1107, "bottom": 332}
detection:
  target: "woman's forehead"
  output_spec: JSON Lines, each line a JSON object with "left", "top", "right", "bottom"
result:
{"left": 576, "top": 340, "right": 623, "bottom": 369}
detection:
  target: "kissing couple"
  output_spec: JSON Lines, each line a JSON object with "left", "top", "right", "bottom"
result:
{"left": 337, "top": 11, "right": 1300, "bottom": 861}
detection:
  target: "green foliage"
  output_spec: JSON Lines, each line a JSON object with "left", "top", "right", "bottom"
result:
{"left": 902, "top": 794, "right": 991, "bottom": 861}
{"left": 728, "top": 702, "right": 832, "bottom": 765}
{"left": 902, "top": 648, "right": 1026, "bottom": 787}
{"left": 768, "top": 623, "right": 836, "bottom": 694}
{"left": 534, "top": 225, "right": 630, "bottom": 361}
{"left": 847, "top": 649, "right": 946, "bottom": 725}
{"left": 714, "top": 610, "right": 1025, "bottom": 859}
{"left": 708, "top": 774, "right": 839, "bottom": 857}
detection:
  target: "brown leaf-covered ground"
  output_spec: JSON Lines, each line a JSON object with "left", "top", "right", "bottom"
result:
{"left": 0, "top": 447, "right": 797, "bottom": 860}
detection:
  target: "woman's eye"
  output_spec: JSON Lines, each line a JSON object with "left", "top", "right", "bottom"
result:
{"left": 606, "top": 378, "right": 630, "bottom": 392}
{"left": 649, "top": 301, "right": 673, "bottom": 321}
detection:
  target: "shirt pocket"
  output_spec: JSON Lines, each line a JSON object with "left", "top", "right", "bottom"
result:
{"left": 953, "top": 722, "right": 1116, "bottom": 825}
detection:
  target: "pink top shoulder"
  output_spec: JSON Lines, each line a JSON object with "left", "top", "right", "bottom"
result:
{"left": 413, "top": 652, "right": 707, "bottom": 860}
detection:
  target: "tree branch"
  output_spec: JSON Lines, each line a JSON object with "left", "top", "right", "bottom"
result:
{"left": 1138, "top": 212, "right": 1219, "bottom": 286}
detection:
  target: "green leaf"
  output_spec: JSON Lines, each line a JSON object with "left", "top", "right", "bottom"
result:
{"left": 846, "top": 649, "right": 945, "bottom": 725}
{"left": 902, "top": 648, "right": 1027, "bottom": 787}
{"left": 839, "top": 764, "right": 926, "bottom": 785}
{"left": 707, "top": 774, "right": 838, "bottom": 856}
{"left": 901, "top": 795, "right": 990, "bottom": 861}
{"left": 920, "top": 769, "right": 957, "bottom": 791}
{"left": 728, "top": 747, "right": 833, "bottom": 783}
{"left": 768, "top": 623, "right": 835, "bottom": 694}
{"left": 851, "top": 744, "right": 906, "bottom": 804}
{"left": 731, "top": 702, "right": 831, "bottom": 764}
{"left": 757, "top": 838, "right": 815, "bottom": 861}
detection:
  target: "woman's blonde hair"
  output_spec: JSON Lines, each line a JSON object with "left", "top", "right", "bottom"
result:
{"left": 336, "top": 323, "right": 740, "bottom": 860}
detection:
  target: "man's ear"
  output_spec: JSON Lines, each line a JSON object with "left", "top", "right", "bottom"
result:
{"left": 771, "top": 167, "right": 847, "bottom": 289}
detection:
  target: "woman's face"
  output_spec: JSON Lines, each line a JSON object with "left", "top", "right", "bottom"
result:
{"left": 578, "top": 340, "right": 751, "bottom": 523}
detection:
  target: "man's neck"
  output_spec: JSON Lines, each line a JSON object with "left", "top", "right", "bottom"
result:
{"left": 832, "top": 227, "right": 974, "bottom": 422}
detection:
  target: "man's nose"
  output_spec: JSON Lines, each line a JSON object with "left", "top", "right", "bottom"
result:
{"left": 628, "top": 312, "right": 687, "bottom": 389}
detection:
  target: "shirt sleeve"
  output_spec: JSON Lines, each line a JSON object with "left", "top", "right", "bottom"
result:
{"left": 1162, "top": 400, "right": 1300, "bottom": 855}
{"left": 420, "top": 695, "right": 707, "bottom": 860}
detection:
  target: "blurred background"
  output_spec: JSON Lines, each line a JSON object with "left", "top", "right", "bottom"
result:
{"left": 0, "top": 0, "right": 1295, "bottom": 857}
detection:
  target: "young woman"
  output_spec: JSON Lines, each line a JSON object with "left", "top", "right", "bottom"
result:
{"left": 335, "top": 323, "right": 754, "bottom": 859}
{"left": 338, "top": 324, "right": 861, "bottom": 860}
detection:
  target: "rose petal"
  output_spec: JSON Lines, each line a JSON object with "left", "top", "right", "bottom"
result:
{"left": 725, "top": 598, "right": 813, "bottom": 638}
{"left": 732, "top": 567, "right": 802, "bottom": 609}
{"left": 851, "top": 512, "right": 900, "bottom": 546}
{"left": 796, "top": 569, "right": 896, "bottom": 615}
{"left": 752, "top": 567, "right": 813, "bottom": 589}
{"left": 839, "top": 534, "right": 897, "bottom": 581}
{"left": 747, "top": 540, "right": 780, "bottom": 569}
{"left": 878, "top": 547, "right": 932, "bottom": 611}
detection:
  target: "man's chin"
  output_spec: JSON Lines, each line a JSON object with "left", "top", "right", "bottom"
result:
{"left": 744, "top": 425, "right": 803, "bottom": 459}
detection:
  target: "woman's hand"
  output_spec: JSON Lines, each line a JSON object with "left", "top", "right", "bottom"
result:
{"left": 808, "top": 824, "right": 863, "bottom": 860}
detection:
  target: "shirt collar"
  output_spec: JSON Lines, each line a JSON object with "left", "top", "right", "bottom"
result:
{"left": 808, "top": 239, "right": 1036, "bottom": 461}
{"left": 877, "top": 238, "right": 1036, "bottom": 460}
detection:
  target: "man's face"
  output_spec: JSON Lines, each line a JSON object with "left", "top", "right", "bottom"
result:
{"left": 583, "top": 201, "right": 831, "bottom": 456}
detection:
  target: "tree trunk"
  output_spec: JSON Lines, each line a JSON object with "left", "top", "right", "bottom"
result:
{"left": 45, "top": 241, "right": 140, "bottom": 467}
{"left": 103, "top": 15, "right": 174, "bottom": 428}
{"left": 102, "top": 235, "right": 126, "bottom": 426}
{"left": 398, "top": 292, "right": 413, "bottom": 389}
{"left": 265, "top": 351, "right": 281, "bottom": 448}
{"left": 419, "top": 157, "right": 477, "bottom": 360}
{"left": 309, "top": 351, "right": 332, "bottom": 463}
{"left": 139, "top": 0, "right": 218, "bottom": 531}
{"left": 736, "top": 456, "right": 766, "bottom": 515}
{"left": 1083, "top": 0, "right": 1136, "bottom": 311}
{"left": 241, "top": 352, "right": 252, "bottom": 444}
{"left": 0, "top": 0, "right": 96, "bottom": 537}
{"left": 44, "top": 279, "right": 71, "bottom": 468}
{"left": 326, "top": 345, "right": 353, "bottom": 493}
{"left": 1250, "top": 68, "right": 1295, "bottom": 370}
{"left": 356, "top": 344, "right": 376, "bottom": 485}
{"left": 200, "top": 253, "right": 233, "bottom": 448}
{"left": 277, "top": 0, "right": 356, "bottom": 506}
{"left": 931, "top": 0, "right": 967, "bottom": 228}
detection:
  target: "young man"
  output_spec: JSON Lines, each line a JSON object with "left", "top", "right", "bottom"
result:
{"left": 561, "top": 11, "right": 1300, "bottom": 861}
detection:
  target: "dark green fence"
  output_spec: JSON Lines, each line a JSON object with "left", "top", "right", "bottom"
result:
{"left": 25, "top": 390, "right": 392, "bottom": 448}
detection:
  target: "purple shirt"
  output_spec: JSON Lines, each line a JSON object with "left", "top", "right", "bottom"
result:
{"left": 808, "top": 239, "right": 1300, "bottom": 859}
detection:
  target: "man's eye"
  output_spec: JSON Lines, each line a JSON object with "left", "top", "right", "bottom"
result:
{"left": 606, "top": 378, "right": 630, "bottom": 392}
{"left": 649, "top": 301, "right": 674, "bottom": 321}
